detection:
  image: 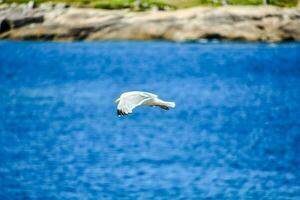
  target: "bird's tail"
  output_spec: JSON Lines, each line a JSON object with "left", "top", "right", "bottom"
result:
{"left": 158, "top": 101, "right": 176, "bottom": 110}
{"left": 165, "top": 101, "right": 176, "bottom": 108}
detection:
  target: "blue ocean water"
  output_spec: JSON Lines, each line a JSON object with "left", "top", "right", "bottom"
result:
{"left": 0, "top": 41, "right": 300, "bottom": 199}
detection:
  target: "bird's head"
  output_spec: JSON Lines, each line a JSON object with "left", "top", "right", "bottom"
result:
{"left": 115, "top": 97, "right": 120, "bottom": 103}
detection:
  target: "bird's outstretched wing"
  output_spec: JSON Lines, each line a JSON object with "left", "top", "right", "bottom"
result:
{"left": 117, "top": 92, "right": 154, "bottom": 116}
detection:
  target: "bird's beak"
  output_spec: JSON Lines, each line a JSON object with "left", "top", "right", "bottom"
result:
{"left": 115, "top": 98, "right": 120, "bottom": 103}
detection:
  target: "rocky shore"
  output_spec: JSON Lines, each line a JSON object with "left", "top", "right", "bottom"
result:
{"left": 1, "top": 3, "right": 300, "bottom": 42}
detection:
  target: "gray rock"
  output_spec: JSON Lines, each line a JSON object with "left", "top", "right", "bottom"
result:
{"left": 9, "top": 15, "right": 44, "bottom": 28}
{"left": 0, "top": 2, "right": 45, "bottom": 30}
{"left": 10, "top": 3, "right": 18, "bottom": 8}
{"left": 1, "top": 6, "right": 300, "bottom": 42}
{"left": 55, "top": 3, "right": 68, "bottom": 9}
{"left": 39, "top": 3, "right": 54, "bottom": 11}
{"left": 27, "top": 1, "right": 35, "bottom": 9}
{"left": 0, "top": 4, "right": 9, "bottom": 11}
{"left": 0, "top": 18, "right": 10, "bottom": 33}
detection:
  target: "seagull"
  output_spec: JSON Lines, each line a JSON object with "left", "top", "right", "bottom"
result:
{"left": 115, "top": 91, "right": 175, "bottom": 116}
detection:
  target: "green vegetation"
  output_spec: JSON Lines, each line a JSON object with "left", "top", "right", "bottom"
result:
{"left": 1, "top": 0, "right": 298, "bottom": 9}
{"left": 164, "top": 0, "right": 298, "bottom": 7}
{"left": 92, "top": 0, "right": 174, "bottom": 10}
{"left": 228, "top": 0, "right": 297, "bottom": 6}
{"left": 2, "top": 0, "right": 175, "bottom": 10}
{"left": 269, "top": 0, "right": 298, "bottom": 7}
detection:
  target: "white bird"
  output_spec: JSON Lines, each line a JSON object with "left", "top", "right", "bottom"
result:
{"left": 115, "top": 91, "right": 176, "bottom": 116}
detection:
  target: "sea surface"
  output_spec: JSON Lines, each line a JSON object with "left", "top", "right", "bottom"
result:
{"left": 0, "top": 41, "right": 300, "bottom": 199}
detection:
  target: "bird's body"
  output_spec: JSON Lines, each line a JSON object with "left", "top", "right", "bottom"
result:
{"left": 115, "top": 91, "right": 175, "bottom": 116}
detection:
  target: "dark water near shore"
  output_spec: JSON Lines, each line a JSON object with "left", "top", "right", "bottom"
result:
{"left": 0, "top": 41, "right": 300, "bottom": 199}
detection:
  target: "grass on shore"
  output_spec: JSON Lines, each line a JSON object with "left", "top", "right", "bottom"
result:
{"left": 1, "top": 0, "right": 298, "bottom": 9}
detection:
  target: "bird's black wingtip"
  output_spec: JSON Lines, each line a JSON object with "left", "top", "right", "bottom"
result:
{"left": 117, "top": 109, "right": 128, "bottom": 116}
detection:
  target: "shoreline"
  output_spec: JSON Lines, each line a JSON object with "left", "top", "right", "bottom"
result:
{"left": 1, "top": 38, "right": 300, "bottom": 44}
{"left": 1, "top": 4, "right": 300, "bottom": 42}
